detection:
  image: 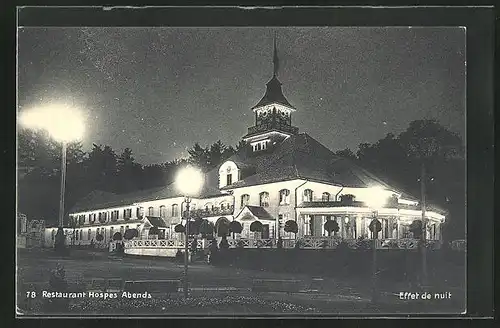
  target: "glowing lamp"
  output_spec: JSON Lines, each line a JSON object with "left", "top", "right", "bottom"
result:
{"left": 19, "top": 103, "right": 85, "bottom": 143}
{"left": 175, "top": 166, "right": 204, "bottom": 197}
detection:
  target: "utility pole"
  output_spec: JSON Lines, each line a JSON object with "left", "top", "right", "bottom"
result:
{"left": 420, "top": 162, "right": 428, "bottom": 287}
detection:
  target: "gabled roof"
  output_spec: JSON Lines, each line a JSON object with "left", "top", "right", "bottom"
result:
{"left": 145, "top": 216, "right": 168, "bottom": 228}
{"left": 245, "top": 206, "right": 274, "bottom": 221}
{"left": 251, "top": 75, "right": 295, "bottom": 110}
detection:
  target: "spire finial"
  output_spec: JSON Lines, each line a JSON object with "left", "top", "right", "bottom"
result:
{"left": 273, "top": 32, "right": 279, "bottom": 77}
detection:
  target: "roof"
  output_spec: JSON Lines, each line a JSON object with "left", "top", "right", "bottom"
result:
{"left": 70, "top": 172, "right": 227, "bottom": 213}
{"left": 251, "top": 75, "right": 295, "bottom": 110}
{"left": 145, "top": 216, "right": 168, "bottom": 228}
{"left": 215, "top": 133, "right": 394, "bottom": 189}
{"left": 245, "top": 206, "right": 274, "bottom": 221}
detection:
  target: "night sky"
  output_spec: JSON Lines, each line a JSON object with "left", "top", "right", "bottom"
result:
{"left": 17, "top": 27, "right": 466, "bottom": 165}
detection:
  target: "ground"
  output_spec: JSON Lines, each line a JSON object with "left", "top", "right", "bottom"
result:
{"left": 16, "top": 248, "right": 465, "bottom": 315}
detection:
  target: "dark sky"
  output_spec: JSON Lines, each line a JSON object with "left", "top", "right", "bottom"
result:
{"left": 18, "top": 27, "right": 465, "bottom": 165}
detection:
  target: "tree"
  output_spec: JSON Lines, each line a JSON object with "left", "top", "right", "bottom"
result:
{"left": 85, "top": 144, "right": 118, "bottom": 193}
{"left": 324, "top": 219, "right": 340, "bottom": 236}
{"left": 123, "top": 229, "right": 138, "bottom": 240}
{"left": 250, "top": 221, "right": 263, "bottom": 239}
{"left": 116, "top": 148, "right": 143, "bottom": 193}
{"left": 174, "top": 224, "right": 185, "bottom": 233}
{"left": 284, "top": 220, "right": 298, "bottom": 239}
{"left": 187, "top": 143, "right": 210, "bottom": 171}
{"left": 334, "top": 148, "right": 357, "bottom": 160}
{"left": 229, "top": 221, "right": 243, "bottom": 238}
{"left": 113, "top": 232, "right": 122, "bottom": 241}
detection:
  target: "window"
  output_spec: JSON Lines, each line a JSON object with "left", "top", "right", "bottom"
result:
{"left": 120, "top": 226, "right": 124, "bottom": 235}
{"left": 148, "top": 207, "right": 154, "bottom": 216}
{"left": 259, "top": 192, "right": 270, "bottom": 207}
{"left": 88, "top": 229, "right": 91, "bottom": 240}
{"left": 80, "top": 230, "right": 83, "bottom": 240}
{"left": 137, "top": 207, "right": 144, "bottom": 218}
{"left": 98, "top": 212, "right": 107, "bottom": 223}
{"left": 124, "top": 209, "right": 132, "bottom": 220}
{"left": 111, "top": 210, "right": 119, "bottom": 222}
{"left": 279, "top": 189, "right": 290, "bottom": 205}
{"left": 171, "top": 204, "right": 179, "bottom": 217}
{"left": 322, "top": 192, "right": 331, "bottom": 202}
{"left": 240, "top": 194, "right": 250, "bottom": 207}
{"left": 304, "top": 215, "right": 311, "bottom": 236}
{"left": 110, "top": 227, "right": 114, "bottom": 238}
{"left": 51, "top": 230, "right": 55, "bottom": 240}
{"left": 226, "top": 174, "right": 232, "bottom": 186}
{"left": 159, "top": 206, "right": 166, "bottom": 218}
{"left": 303, "top": 189, "right": 313, "bottom": 202}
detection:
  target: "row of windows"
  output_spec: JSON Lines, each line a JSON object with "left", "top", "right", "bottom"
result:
{"left": 239, "top": 189, "right": 332, "bottom": 208}
{"left": 72, "top": 204, "right": 182, "bottom": 225}
{"left": 73, "top": 189, "right": 334, "bottom": 224}
{"left": 252, "top": 140, "right": 269, "bottom": 152}
{"left": 51, "top": 224, "right": 139, "bottom": 241}
{"left": 201, "top": 201, "right": 232, "bottom": 212}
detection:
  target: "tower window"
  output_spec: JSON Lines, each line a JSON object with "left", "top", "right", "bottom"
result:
{"left": 227, "top": 174, "right": 232, "bottom": 185}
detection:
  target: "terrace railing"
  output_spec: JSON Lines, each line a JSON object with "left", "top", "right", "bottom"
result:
{"left": 124, "top": 237, "right": 438, "bottom": 250}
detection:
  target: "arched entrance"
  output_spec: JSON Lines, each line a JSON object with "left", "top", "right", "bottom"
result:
{"left": 215, "top": 217, "right": 230, "bottom": 237}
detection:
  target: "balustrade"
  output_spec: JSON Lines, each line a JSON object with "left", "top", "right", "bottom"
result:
{"left": 123, "top": 237, "right": 435, "bottom": 250}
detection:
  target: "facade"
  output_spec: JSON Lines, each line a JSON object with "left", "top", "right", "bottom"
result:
{"left": 44, "top": 41, "right": 446, "bottom": 249}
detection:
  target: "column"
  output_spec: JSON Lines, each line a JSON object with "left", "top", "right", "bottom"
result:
{"left": 356, "top": 215, "right": 362, "bottom": 239}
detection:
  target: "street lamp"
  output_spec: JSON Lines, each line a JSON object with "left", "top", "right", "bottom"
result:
{"left": 19, "top": 104, "right": 85, "bottom": 232}
{"left": 175, "top": 165, "right": 204, "bottom": 298}
{"left": 366, "top": 186, "right": 387, "bottom": 304}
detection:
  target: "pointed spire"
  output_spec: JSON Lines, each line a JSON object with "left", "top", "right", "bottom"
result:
{"left": 273, "top": 32, "right": 279, "bottom": 77}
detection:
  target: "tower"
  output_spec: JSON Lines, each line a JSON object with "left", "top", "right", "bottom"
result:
{"left": 243, "top": 35, "right": 299, "bottom": 153}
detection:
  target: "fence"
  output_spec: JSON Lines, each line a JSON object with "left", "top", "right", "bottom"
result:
{"left": 123, "top": 237, "right": 435, "bottom": 250}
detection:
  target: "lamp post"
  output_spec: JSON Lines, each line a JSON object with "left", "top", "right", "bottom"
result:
{"left": 366, "top": 187, "right": 387, "bottom": 304}
{"left": 19, "top": 104, "right": 85, "bottom": 240}
{"left": 175, "top": 166, "right": 204, "bottom": 298}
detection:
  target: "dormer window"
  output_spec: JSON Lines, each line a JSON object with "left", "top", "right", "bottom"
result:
{"left": 303, "top": 189, "right": 313, "bottom": 202}
{"left": 219, "top": 161, "right": 240, "bottom": 189}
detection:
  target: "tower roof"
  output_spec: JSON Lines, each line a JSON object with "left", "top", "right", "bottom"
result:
{"left": 251, "top": 75, "right": 295, "bottom": 110}
{"left": 251, "top": 34, "right": 296, "bottom": 110}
